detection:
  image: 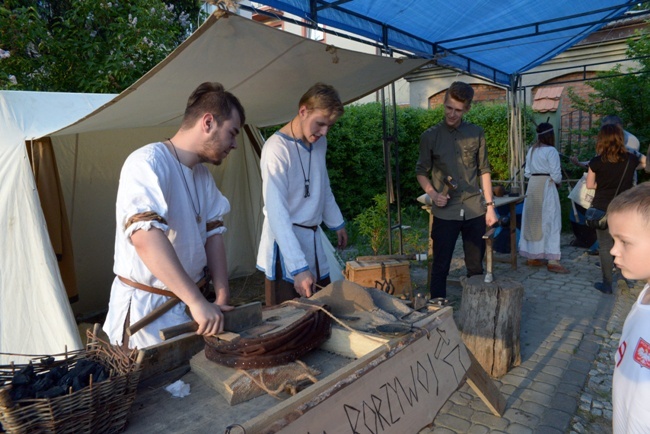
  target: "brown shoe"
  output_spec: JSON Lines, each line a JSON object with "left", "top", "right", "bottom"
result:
{"left": 526, "top": 259, "right": 546, "bottom": 267}
{"left": 547, "top": 263, "right": 570, "bottom": 274}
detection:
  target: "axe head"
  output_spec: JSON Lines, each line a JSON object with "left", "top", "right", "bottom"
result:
{"left": 443, "top": 175, "right": 458, "bottom": 191}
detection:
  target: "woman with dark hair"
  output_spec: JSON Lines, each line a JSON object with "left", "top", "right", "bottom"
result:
{"left": 519, "top": 123, "right": 568, "bottom": 273}
{"left": 587, "top": 123, "right": 646, "bottom": 294}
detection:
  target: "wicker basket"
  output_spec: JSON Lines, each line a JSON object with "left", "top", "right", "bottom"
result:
{"left": 0, "top": 325, "right": 142, "bottom": 434}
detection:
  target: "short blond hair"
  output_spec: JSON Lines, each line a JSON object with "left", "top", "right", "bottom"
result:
{"left": 608, "top": 182, "right": 650, "bottom": 227}
{"left": 298, "top": 83, "right": 344, "bottom": 119}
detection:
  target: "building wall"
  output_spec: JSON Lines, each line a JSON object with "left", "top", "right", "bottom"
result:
{"left": 428, "top": 83, "right": 507, "bottom": 107}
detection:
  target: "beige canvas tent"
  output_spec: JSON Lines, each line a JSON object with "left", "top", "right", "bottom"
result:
{"left": 0, "top": 10, "right": 428, "bottom": 361}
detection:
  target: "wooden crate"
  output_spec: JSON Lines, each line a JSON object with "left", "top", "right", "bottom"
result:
{"left": 344, "top": 259, "right": 411, "bottom": 296}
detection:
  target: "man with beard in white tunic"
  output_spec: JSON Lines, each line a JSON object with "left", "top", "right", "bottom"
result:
{"left": 257, "top": 83, "right": 347, "bottom": 305}
{"left": 103, "top": 82, "right": 246, "bottom": 349}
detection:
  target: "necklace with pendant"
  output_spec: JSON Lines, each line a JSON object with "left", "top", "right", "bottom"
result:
{"left": 290, "top": 120, "right": 311, "bottom": 198}
{"left": 168, "top": 139, "right": 202, "bottom": 224}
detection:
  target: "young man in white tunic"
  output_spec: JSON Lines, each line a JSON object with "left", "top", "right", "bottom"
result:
{"left": 608, "top": 182, "right": 650, "bottom": 433}
{"left": 257, "top": 83, "right": 347, "bottom": 305}
{"left": 103, "top": 82, "right": 246, "bottom": 349}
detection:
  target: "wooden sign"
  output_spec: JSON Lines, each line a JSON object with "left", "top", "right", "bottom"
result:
{"left": 243, "top": 308, "right": 471, "bottom": 433}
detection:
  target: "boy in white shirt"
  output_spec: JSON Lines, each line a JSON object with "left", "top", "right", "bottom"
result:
{"left": 609, "top": 181, "right": 650, "bottom": 433}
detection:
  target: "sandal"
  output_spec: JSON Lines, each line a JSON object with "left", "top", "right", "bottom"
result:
{"left": 547, "top": 263, "right": 570, "bottom": 274}
{"left": 526, "top": 259, "right": 546, "bottom": 267}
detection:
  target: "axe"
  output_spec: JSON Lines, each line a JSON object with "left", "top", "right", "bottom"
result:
{"left": 158, "top": 301, "right": 263, "bottom": 341}
{"left": 440, "top": 175, "right": 458, "bottom": 197}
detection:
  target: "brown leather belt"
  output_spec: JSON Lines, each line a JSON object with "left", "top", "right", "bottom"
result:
{"left": 121, "top": 268, "right": 211, "bottom": 337}
{"left": 118, "top": 270, "right": 210, "bottom": 300}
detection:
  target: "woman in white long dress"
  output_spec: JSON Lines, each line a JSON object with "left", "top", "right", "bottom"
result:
{"left": 519, "top": 123, "right": 569, "bottom": 273}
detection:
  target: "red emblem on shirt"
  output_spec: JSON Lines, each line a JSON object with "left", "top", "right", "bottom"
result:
{"left": 633, "top": 338, "right": 650, "bottom": 369}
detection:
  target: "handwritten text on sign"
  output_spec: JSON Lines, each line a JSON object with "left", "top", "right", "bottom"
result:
{"left": 282, "top": 314, "right": 471, "bottom": 434}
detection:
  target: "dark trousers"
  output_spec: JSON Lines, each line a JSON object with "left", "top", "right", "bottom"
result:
{"left": 430, "top": 215, "right": 485, "bottom": 298}
{"left": 596, "top": 227, "right": 615, "bottom": 286}
{"left": 265, "top": 253, "right": 331, "bottom": 306}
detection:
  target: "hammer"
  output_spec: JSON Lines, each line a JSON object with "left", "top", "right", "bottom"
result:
{"left": 440, "top": 175, "right": 458, "bottom": 197}
{"left": 483, "top": 227, "right": 496, "bottom": 283}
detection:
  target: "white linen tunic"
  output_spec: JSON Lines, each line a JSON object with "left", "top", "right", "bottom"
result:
{"left": 257, "top": 132, "right": 345, "bottom": 282}
{"left": 103, "top": 142, "right": 230, "bottom": 349}
{"left": 613, "top": 284, "right": 650, "bottom": 434}
{"left": 519, "top": 145, "right": 562, "bottom": 260}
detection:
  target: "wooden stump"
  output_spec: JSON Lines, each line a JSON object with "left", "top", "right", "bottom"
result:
{"left": 458, "top": 275, "right": 523, "bottom": 378}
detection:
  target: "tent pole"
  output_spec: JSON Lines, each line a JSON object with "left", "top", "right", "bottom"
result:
{"left": 380, "top": 87, "right": 393, "bottom": 254}
{"left": 390, "top": 81, "right": 404, "bottom": 255}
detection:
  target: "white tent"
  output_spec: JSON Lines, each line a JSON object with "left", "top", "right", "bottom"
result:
{"left": 0, "top": 92, "right": 115, "bottom": 362}
{"left": 0, "top": 11, "right": 428, "bottom": 362}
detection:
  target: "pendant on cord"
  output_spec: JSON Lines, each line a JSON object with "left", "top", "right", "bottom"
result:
{"left": 196, "top": 215, "right": 202, "bottom": 224}
{"left": 304, "top": 180, "right": 310, "bottom": 198}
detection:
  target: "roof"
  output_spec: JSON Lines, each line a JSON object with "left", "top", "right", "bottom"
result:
{"left": 53, "top": 11, "right": 428, "bottom": 135}
{"left": 253, "top": 1, "right": 633, "bottom": 85}
{"left": 532, "top": 86, "right": 564, "bottom": 113}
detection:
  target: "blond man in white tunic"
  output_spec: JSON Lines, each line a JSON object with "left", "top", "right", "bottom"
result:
{"left": 257, "top": 83, "right": 347, "bottom": 305}
{"left": 104, "top": 82, "right": 246, "bottom": 349}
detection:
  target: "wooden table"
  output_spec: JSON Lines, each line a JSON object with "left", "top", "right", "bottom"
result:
{"left": 492, "top": 195, "right": 525, "bottom": 270}
{"left": 125, "top": 306, "right": 504, "bottom": 432}
{"left": 417, "top": 194, "right": 525, "bottom": 275}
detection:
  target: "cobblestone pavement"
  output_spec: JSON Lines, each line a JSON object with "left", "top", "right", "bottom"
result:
{"left": 416, "top": 234, "right": 634, "bottom": 434}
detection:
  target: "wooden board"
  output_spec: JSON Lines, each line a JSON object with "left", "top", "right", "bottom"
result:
{"left": 241, "top": 307, "right": 471, "bottom": 433}
{"left": 345, "top": 259, "right": 411, "bottom": 297}
{"left": 190, "top": 351, "right": 321, "bottom": 405}
{"left": 137, "top": 332, "right": 204, "bottom": 381}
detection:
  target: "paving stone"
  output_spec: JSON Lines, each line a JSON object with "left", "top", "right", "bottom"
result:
{"left": 540, "top": 408, "right": 573, "bottom": 431}
{"left": 469, "top": 411, "right": 509, "bottom": 430}
{"left": 528, "top": 380, "right": 556, "bottom": 396}
{"left": 417, "top": 235, "right": 627, "bottom": 434}
{"left": 447, "top": 402, "right": 475, "bottom": 419}
{"left": 467, "top": 424, "right": 489, "bottom": 434}
{"left": 505, "top": 423, "right": 534, "bottom": 434}
{"left": 434, "top": 414, "right": 472, "bottom": 432}
{"left": 503, "top": 408, "right": 540, "bottom": 427}
{"left": 518, "top": 400, "right": 547, "bottom": 418}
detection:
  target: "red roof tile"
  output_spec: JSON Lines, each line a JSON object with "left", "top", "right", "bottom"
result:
{"left": 533, "top": 86, "right": 564, "bottom": 113}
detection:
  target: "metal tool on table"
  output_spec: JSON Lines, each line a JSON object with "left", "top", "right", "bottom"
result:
{"left": 483, "top": 226, "right": 496, "bottom": 283}
{"left": 159, "top": 301, "right": 264, "bottom": 341}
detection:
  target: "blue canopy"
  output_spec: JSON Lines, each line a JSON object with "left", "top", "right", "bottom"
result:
{"left": 254, "top": 0, "right": 634, "bottom": 85}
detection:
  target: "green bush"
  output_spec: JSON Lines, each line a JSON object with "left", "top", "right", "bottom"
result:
{"left": 325, "top": 102, "right": 528, "bottom": 219}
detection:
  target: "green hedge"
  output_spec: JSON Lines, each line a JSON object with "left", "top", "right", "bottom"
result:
{"left": 261, "top": 102, "right": 531, "bottom": 220}
{"left": 327, "top": 102, "right": 530, "bottom": 218}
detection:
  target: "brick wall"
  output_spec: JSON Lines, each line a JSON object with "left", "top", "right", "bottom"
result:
{"left": 428, "top": 84, "right": 507, "bottom": 107}
{"left": 535, "top": 72, "right": 599, "bottom": 154}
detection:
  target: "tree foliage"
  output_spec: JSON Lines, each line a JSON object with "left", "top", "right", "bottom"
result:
{"left": 0, "top": 0, "right": 202, "bottom": 92}
{"left": 567, "top": 26, "right": 650, "bottom": 149}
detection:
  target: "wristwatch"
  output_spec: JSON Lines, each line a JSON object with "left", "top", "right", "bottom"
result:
{"left": 485, "top": 201, "right": 495, "bottom": 207}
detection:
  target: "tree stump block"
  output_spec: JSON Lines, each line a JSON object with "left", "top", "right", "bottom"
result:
{"left": 458, "top": 275, "right": 523, "bottom": 378}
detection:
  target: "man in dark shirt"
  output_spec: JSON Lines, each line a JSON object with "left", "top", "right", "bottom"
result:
{"left": 416, "top": 81, "right": 498, "bottom": 299}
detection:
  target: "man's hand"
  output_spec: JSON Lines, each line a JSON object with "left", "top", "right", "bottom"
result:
{"left": 294, "top": 270, "right": 315, "bottom": 298}
{"left": 336, "top": 228, "right": 348, "bottom": 250}
{"left": 485, "top": 207, "right": 499, "bottom": 227}
{"left": 430, "top": 190, "right": 449, "bottom": 207}
{"left": 186, "top": 299, "right": 225, "bottom": 336}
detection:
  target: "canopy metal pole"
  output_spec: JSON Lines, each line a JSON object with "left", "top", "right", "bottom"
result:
{"left": 507, "top": 74, "right": 525, "bottom": 194}
{"left": 380, "top": 87, "right": 394, "bottom": 253}
{"left": 390, "top": 81, "right": 404, "bottom": 255}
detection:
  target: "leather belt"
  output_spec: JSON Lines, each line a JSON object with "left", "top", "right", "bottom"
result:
{"left": 293, "top": 224, "right": 321, "bottom": 279}
{"left": 118, "top": 269, "right": 211, "bottom": 300}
